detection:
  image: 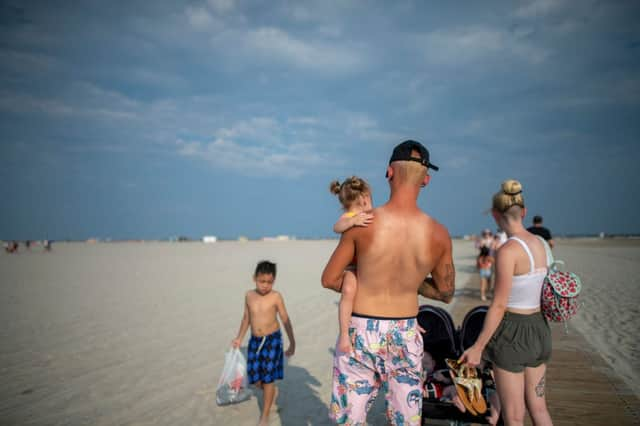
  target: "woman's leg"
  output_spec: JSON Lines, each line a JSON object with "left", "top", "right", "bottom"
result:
{"left": 494, "top": 367, "right": 526, "bottom": 426}
{"left": 524, "top": 364, "right": 553, "bottom": 426}
{"left": 337, "top": 270, "right": 357, "bottom": 353}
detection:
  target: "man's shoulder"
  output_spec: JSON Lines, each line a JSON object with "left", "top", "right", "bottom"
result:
{"left": 423, "top": 214, "right": 450, "bottom": 240}
{"left": 528, "top": 226, "right": 551, "bottom": 239}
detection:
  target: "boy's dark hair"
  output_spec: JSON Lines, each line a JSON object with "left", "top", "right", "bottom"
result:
{"left": 254, "top": 260, "right": 276, "bottom": 277}
{"left": 479, "top": 246, "right": 490, "bottom": 257}
{"left": 533, "top": 215, "right": 543, "bottom": 224}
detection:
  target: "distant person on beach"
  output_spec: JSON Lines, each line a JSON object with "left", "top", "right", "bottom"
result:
{"left": 231, "top": 260, "right": 296, "bottom": 426}
{"left": 322, "top": 140, "right": 455, "bottom": 425}
{"left": 493, "top": 229, "right": 507, "bottom": 252}
{"left": 329, "top": 176, "right": 374, "bottom": 353}
{"left": 527, "top": 215, "right": 554, "bottom": 249}
{"left": 477, "top": 246, "right": 494, "bottom": 302}
{"left": 459, "top": 180, "right": 553, "bottom": 426}
{"left": 6, "top": 241, "right": 18, "bottom": 253}
{"left": 476, "top": 229, "right": 494, "bottom": 252}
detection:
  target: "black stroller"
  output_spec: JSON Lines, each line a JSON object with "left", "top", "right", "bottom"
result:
{"left": 418, "top": 304, "right": 502, "bottom": 425}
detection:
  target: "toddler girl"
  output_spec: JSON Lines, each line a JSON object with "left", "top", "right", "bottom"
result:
{"left": 329, "top": 176, "right": 373, "bottom": 353}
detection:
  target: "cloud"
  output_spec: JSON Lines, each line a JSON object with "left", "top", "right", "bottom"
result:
{"left": 344, "top": 113, "right": 403, "bottom": 144}
{"left": 185, "top": 6, "right": 217, "bottom": 31}
{"left": 0, "top": 90, "right": 138, "bottom": 121}
{"left": 420, "top": 26, "right": 549, "bottom": 65}
{"left": 515, "top": 0, "right": 565, "bottom": 18}
{"left": 211, "top": 26, "right": 366, "bottom": 74}
{"left": 214, "top": 117, "right": 281, "bottom": 145}
{"left": 177, "top": 137, "right": 328, "bottom": 177}
{"left": 245, "top": 27, "right": 364, "bottom": 72}
{"left": 0, "top": 49, "right": 60, "bottom": 74}
{"left": 208, "top": 0, "right": 235, "bottom": 14}
{"left": 547, "top": 75, "right": 640, "bottom": 108}
{"left": 176, "top": 115, "right": 334, "bottom": 177}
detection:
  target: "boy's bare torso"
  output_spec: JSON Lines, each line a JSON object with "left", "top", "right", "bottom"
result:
{"left": 246, "top": 290, "right": 281, "bottom": 337}
{"left": 352, "top": 205, "right": 446, "bottom": 317}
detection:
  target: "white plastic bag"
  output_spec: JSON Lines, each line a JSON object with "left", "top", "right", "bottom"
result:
{"left": 216, "top": 348, "right": 252, "bottom": 406}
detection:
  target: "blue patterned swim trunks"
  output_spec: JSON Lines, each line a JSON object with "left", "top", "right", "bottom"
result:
{"left": 247, "top": 329, "right": 284, "bottom": 384}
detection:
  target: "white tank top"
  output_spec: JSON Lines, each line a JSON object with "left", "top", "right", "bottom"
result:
{"left": 506, "top": 237, "right": 547, "bottom": 310}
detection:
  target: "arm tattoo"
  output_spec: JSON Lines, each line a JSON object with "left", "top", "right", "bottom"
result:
{"left": 535, "top": 374, "right": 546, "bottom": 397}
{"left": 418, "top": 264, "right": 455, "bottom": 303}
{"left": 441, "top": 263, "right": 455, "bottom": 300}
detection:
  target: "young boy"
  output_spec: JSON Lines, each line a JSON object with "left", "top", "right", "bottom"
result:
{"left": 231, "top": 260, "right": 295, "bottom": 426}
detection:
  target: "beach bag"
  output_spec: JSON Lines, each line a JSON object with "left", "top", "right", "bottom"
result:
{"left": 216, "top": 348, "right": 252, "bottom": 406}
{"left": 537, "top": 237, "right": 582, "bottom": 330}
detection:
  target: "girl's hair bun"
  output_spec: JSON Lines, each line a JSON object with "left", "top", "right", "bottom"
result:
{"left": 347, "top": 176, "right": 364, "bottom": 191}
{"left": 329, "top": 180, "right": 341, "bottom": 195}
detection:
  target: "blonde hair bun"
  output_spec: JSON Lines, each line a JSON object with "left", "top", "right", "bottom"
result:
{"left": 501, "top": 179, "right": 522, "bottom": 196}
{"left": 493, "top": 179, "right": 525, "bottom": 212}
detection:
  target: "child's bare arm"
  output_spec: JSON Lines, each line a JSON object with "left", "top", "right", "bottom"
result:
{"left": 231, "top": 294, "right": 250, "bottom": 348}
{"left": 333, "top": 212, "right": 373, "bottom": 233}
{"left": 276, "top": 293, "right": 295, "bottom": 357}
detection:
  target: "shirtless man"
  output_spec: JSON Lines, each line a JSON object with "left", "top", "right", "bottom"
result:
{"left": 322, "top": 140, "right": 455, "bottom": 425}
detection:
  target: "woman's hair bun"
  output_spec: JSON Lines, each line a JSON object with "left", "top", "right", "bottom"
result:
{"left": 501, "top": 179, "right": 522, "bottom": 196}
{"left": 492, "top": 179, "right": 525, "bottom": 213}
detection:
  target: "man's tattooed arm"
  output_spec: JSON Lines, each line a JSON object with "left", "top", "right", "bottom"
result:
{"left": 418, "top": 263, "right": 455, "bottom": 303}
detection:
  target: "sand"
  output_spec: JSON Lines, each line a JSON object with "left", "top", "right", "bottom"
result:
{"left": 0, "top": 239, "right": 638, "bottom": 425}
{"left": 551, "top": 239, "right": 640, "bottom": 397}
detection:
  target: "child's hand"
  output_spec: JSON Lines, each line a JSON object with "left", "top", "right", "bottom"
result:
{"left": 284, "top": 344, "right": 295, "bottom": 357}
{"left": 352, "top": 212, "right": 373, "bottom": 227}
{"left": 337, "top": 334, "right": 352, "bottom": 354}
{"left": 231, "top": 338, "right": 241, "bottom": 349}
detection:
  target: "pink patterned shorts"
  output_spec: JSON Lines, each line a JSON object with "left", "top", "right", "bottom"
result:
{"left": 329, "top": 314, "right": 423, "bottom": 425}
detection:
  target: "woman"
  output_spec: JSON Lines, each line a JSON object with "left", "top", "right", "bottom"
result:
{"left": 459, "top": 180, "right": 553, "bottom": 426}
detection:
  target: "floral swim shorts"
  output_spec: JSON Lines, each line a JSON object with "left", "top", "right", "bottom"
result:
{"left": 329, "top": 314, "right": 423, "bottom": 426}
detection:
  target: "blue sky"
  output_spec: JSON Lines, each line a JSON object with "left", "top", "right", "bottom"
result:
{"left": 1, "top": 0, "right": 639, "bottom": 240}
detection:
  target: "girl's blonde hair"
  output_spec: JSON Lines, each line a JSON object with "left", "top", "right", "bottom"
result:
{"left": 329, "top": 176, "right": 371, "bottom": 210}
{"left": 492, "top": 179, "right": 525, "bottom": 213}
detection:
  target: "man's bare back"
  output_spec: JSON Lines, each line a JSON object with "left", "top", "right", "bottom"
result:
{"left": 323, "top": 203, "right": 453, "bottom": 317}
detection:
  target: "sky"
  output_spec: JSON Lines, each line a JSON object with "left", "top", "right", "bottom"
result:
{"left": 1, "top": 0, "right": 639, "bottom": 240}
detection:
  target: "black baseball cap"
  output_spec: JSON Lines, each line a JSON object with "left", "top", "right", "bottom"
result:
{"left": 388, "top": 140, "right": 439, "bottom": 171}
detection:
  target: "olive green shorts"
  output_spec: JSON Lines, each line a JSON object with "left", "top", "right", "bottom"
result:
{"left": 484, "top": 311, "right": 552, "bottom": 373}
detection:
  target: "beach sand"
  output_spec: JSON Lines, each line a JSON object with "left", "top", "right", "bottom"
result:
{"left": 0, "top": 239, "right": 638, "bottom": 425}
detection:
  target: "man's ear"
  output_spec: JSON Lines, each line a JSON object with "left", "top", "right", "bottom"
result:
{"left": 421, "top": 174, "right": 431, "bottom": 188}
{"left": 521, "top": 207, "right": 527, "bottom": 219}
{"left": 385, "top": 166, "right": 393, "bottom": 180}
